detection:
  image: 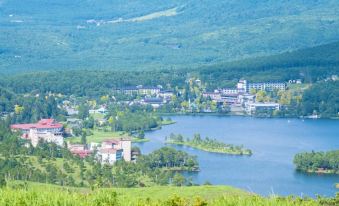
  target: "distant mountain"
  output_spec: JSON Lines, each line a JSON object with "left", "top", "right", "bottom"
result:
{"left": 1, "top": 0, "right": 339, "bottom": 73}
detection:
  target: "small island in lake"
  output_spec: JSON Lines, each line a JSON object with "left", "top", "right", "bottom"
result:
{"left": 293, "top": 150, "right": 339, "bottom": 175}
{"left": 165, "top": 133, "right": 252, "bottom": 156}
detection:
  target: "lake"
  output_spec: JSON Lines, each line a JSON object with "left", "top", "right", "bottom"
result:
{"left": 134, "top": 115, "right": 339, "bottom": 197}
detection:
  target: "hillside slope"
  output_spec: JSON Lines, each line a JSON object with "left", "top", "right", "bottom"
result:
{"left": 2, "top": 41, "right": 338, "bottom": 95}
{"left": 1, "top": 181, "right": 338, "bottom": 206}
{"left": 1, "top": 0, "right": 339, "bottom": 73}
{"left": 197, "top": 41, "right": 339, "bottom": 86}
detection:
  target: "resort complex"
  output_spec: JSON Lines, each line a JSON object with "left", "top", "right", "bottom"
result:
{"left": 10, "top": 119, "right": 132, "bottom": 164}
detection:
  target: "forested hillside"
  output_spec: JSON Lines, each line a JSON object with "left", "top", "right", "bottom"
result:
{"left": 198, "top": 41, "right": 339, "bottom": 85}
{"left": 1, "top": 41, "right": 338, "bottom": 94}
{"left": 1, "top": 0, "right": 339, "bottom": 72}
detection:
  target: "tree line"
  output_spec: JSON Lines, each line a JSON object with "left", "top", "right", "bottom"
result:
{"left": 293, "top": 150, "right": 339, "bottom": 174}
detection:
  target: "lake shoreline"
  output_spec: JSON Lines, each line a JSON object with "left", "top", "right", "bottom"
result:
{"left": 304, "top": 169, "right": 339, "bottom": 175}
{"left": 139, "top": 115, "right": 339, "bottom": 197}
{"left": 158, "top": 112, "right": 339, "bottom": 120}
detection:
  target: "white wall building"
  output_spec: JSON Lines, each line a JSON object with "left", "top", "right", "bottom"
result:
{"left": 138, "top": 86, "right": 161, "bottom": 96}
{"left": 97, "top": 148, "right": 123, "bottom": 165}
{"left": 98, "top": 138, "right": 132, "bottom": 164}
{"left": 237, "top": 79, "right": 286, "bottom": 93}
{"left": 246, "top": 102, "right": 280, "bottom": 114}
{"left": 221, "top": 88, "right": 238, "bottom": 95}
{"left": 203, "top": 92, "right": 222, "bottom": 101}
{"left": 29, "top": 128, "right": 64, "bottom": 147}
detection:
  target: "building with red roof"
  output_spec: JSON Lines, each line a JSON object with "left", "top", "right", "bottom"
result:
{"left": 67, "top": 143, "right": 93, "bottom": 158}
{"left": 11, "top": 119, "right": 63, "bottom": 134}
{"left": 71, "top": 150, "right": 93, "bottom": 158}
{"left": 11, "top": 119, "right": 64, "bottom": 147}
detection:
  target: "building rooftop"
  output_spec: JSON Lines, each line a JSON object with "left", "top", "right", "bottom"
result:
{"left": 71, "top": 150, "right": 92, "bottom": 158}
{"left": 11, "top": 119, "right": 63, "bottom": 130}
{"left": 249, "top": 102, "right": 280, "bottom": 106}
{"left": 102, "top": 139, "right": 120, "bottom": 145}
{"left": 222, "top": 94, "right": 238, "bottom": 97}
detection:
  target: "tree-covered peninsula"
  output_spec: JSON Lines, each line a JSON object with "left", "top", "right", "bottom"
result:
{"left": 165, "top": 133, "right": 252, "bottom": 156}
{"left": 293, "top": 150, "right": 339, "bottom": 174}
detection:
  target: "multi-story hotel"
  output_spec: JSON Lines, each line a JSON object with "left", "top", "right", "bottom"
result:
{"left": 237, "top": 79, "right": 286, "bottom": 93}
{"left": 11, "top": 119, "right": 64, "bottom": 147}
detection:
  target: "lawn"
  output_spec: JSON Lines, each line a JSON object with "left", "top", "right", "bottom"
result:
{"left": 67, "top": 129, "right": 149, "bottom": 143}
{"left": 68, "top": 130, "right": 126, "bottom": 143}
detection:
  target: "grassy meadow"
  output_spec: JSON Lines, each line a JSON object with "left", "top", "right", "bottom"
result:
{"left": 1, "top": 181, "right": 338, "bottom": 206}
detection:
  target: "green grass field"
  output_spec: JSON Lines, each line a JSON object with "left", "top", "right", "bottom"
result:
{"left": 67, "top": 130, "right": 127, "bottom": 143}
{"left": 1, "top": 181, "right": 337, "bottom": 206}
{"left": 67, "top": 129, "right": 149, "bottom": 143}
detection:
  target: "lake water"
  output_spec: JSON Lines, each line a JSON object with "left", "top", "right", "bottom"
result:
{"left": 134, "top": 115, "right": 339, "bottom": 197}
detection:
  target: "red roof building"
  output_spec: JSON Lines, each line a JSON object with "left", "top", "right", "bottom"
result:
{"left": 71, "top": 150, "right": 92, "bottom": 158}
{"left": 11, "top": 119, "right": 63, "bottom": 133}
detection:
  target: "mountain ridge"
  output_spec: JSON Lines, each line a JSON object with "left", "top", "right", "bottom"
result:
{"left": 1, "top": 0, "right": 339, "bottom": 72}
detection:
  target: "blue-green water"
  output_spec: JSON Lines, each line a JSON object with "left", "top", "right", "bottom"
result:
{"left": 135, "top": 115, "right": 339, "bottom": 197}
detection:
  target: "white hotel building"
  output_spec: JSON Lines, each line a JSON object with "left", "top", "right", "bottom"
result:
{"left": 237, "top": 80, "right": 286, "bottom": 93}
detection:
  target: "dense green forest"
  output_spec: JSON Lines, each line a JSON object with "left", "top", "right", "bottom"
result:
{"left": 1, "top": 41, "right": 338, "bottom": 92}
{"left": 198, "top": 41, "right": 339, "bottom": 88}
{"left": 0, "top": 89, "right": 65, "bottom": 123}
{"left": 1, "top": 41, "right": 339, "bottom": 93}
{"left": 105, "top": 104, "right": 162, "bottom": 133}
{"left": 1, "top": 0, "right": 339, "bottom": 72}
{"left": 294, "top": 150, "right": 339, "bottom": 174}
{"left": 301, "top": 81, "right": 339, "bottom": 118}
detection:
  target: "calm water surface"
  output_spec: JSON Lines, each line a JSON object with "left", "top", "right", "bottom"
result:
{"left": 134, "top": 115, "right": 339, "bottom": 197}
